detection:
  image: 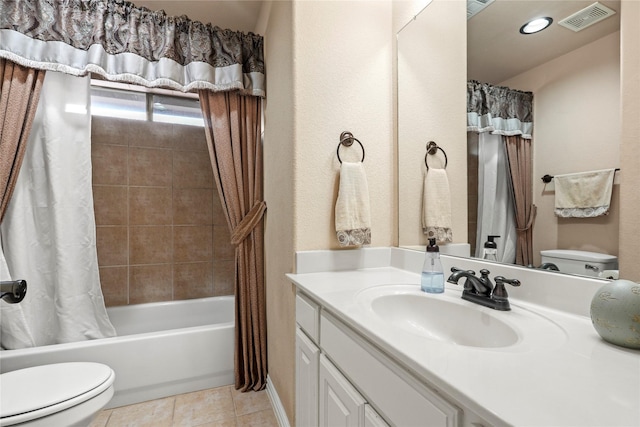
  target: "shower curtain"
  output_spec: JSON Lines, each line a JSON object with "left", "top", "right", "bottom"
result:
{"left": 0, "top": 71, "right": 115, "bottom": 348}
{"left": 475, "top": 133, "right": 517, "bottom": 263}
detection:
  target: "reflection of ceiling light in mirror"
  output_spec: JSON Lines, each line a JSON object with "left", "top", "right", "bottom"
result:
{"left": 519, "top": 17, "right": 553, "bottom": 34}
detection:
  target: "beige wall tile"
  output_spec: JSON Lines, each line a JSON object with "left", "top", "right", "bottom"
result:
{"left": 173, "top": 387, "right": 236, "bottom": 426}
{"left": 173, "top": 126, "right": 208, "bottom": 152}
{"left": 174, "top": 262, "right": 214, "bottom": 299}
{"left": 93, "top": 186, "right": 127, "bottom": 226}
{"left": 213, "top": 225, "right": 234, "bottom": 260}
{"left": 129, "top": 264, "right": 173, "bottom": 304}
{"left": 174, "top": 188, "right": 213, "bottom": 225}
{"left": 93, "top": 118, "right": 222, "bottom": 305}
{"left": 129, "top": 121, "right": 175, "bottom": 149}
{"left": 173, "top": 150, "right": 214, "bottom": 189}
{"left": 99, "top": 266, "right": 128, "bottom": 307}
{"left": 174, "top": 225, "right": 213, "bottom": 263}
{"left": 212, "top": 187, "right": 228, "bottom": 226}
{"left": 91, "top": 117, "right": 130, "bottom": 146}
{"left": 92, "top": 144, "right": 128, "bottom": 185}
{"left": 213, "top": 260, "right": 235, "bottom": 296}
{"left": 129, "top": 186, "right": 172, "bottom": 225}
{"left": 129, "top": 147, "right": 172, "bottom": 187}
{"left": 96, "top": 226, "right": 128, "bottom": 266}
{"left": 130, "top": 226, "right": 172, "bottom": 264}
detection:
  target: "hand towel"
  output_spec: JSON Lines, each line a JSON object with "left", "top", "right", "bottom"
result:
{"left": 422, "top": 168, "right": 452, "bottom": 242}
{"left": 335, "top": 162, "right": 371, "bottom": 247}
{"left": 554, "top": 169, "right": 615, "bottom": 218}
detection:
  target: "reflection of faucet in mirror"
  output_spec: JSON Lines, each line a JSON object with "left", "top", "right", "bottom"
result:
{"left": 397, "top": 0, "right": 625, "bottom": 279}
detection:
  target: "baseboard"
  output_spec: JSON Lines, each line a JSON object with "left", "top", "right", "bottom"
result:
{"left": 266, "top": 374, "right": 291, "bottom": 427}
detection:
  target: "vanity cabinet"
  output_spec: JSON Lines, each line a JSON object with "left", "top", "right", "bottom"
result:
{"left": 296, "top": 291, "right": 465, "bottom": 427}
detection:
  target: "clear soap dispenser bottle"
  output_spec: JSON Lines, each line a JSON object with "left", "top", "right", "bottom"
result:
{"left": 421, "top": 238, "right": 444, "bottom": 293}
{"left": 482, "top": 235, "right": 500, "bottom": 261}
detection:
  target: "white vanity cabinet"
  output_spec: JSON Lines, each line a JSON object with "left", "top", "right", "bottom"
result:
{"left": 296, "top": 291, "right": 465, "bottom": 427}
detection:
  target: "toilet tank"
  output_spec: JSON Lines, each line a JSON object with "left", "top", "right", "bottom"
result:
{"left": 540, "top": 249, "right": 618, "bottom": 277}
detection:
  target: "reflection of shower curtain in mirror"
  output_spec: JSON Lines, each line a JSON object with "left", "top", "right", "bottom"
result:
{"left": 474, "top": 133, "right": 517, "bottom": 263}
{"left": 0, "top": 71, "right": 116, "bottom": 349}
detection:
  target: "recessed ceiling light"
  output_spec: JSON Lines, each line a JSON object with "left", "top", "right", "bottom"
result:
{"left": 519, "top": 17, "right": 553, "bottom": 34}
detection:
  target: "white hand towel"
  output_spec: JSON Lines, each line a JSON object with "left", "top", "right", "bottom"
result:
{"left": 422, "top": 168, "right": 452, "bottom": 243}
{"left": 335, "top": 162, "right": 371, "bottom": 247}
{"left": 554, "top": 169, "right": 615, "bottom": 218}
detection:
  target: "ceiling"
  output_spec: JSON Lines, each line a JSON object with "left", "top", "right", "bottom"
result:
{"left": 467, "top": 0, "right": 621, "bottom": 84}
{"left": 131, "top": 0, "right": 265, "bottom": 33}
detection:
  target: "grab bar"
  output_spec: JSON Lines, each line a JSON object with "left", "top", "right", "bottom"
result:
{"left": 1, "top": 280, "right": 27, "bottom": 304}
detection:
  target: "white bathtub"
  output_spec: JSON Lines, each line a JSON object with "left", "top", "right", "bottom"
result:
{"left": 0, "top": 296, "right": 235, "bottom": 408}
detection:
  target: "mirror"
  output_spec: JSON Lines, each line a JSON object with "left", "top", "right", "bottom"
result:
{"left": 398, "top": 0, "right": 622, "bottom": 278}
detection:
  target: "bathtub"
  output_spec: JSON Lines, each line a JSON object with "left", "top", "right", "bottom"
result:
{"left": 0, "top": 296, "right": 235, "bottom": 408}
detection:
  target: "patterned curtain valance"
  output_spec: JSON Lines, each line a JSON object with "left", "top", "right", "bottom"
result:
{"left": 467, "top": 80, "right": 532, "bottom": 139}
{"left": 0, "top": 0, "right": 265, "bottom": 97}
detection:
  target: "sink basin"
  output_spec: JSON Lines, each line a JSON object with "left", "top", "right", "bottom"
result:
{"left": 364, "top": 292, "right": 517, "bottom": 348}
{"left": 356, "top": 285, "right": 565, "bottom": 350}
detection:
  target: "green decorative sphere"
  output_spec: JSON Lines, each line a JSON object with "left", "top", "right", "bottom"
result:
{"left": 590, "top": 279, "right": 640, "bottom": 349}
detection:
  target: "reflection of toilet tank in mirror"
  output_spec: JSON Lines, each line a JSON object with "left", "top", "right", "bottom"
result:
{"left": 540, "top": 249, "right": 618, "bottom": 277}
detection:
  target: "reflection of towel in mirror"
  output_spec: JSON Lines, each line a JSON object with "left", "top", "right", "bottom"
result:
{"left": 422, "top": 168, "right": 452, "bottom": 243}
{"left": 554, "top": 169, "right": 615, "bottom": 218}
{"left": 335, "top": 162, "right": 371, "bottom": 247}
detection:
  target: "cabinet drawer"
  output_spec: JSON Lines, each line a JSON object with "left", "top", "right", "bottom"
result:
{"left": 296, "top": 292, "right": 320, "bottom": 342}
{"left": 321, "top": 312, "right": 460, "bottom": 427}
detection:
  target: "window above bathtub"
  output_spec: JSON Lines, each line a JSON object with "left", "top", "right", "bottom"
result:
{"left": 90, "top": 79, "right": 204, "bottom": 127}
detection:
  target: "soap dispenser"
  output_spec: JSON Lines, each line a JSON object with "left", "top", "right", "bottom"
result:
{"left": 483, "top": 235, "right": 500, "bottom": 261}
{"left": 421, "top": 238, "right": 444, "bottom": 293}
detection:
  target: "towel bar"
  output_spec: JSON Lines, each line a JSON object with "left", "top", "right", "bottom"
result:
{"left": 541, "top": 168, "right": 620, "bottom": 183}
{"left": 336, "top": 131, "right": 365, "bottom": 163}
{"left": 425, "top": 141, "right": 448, "bottom": 170}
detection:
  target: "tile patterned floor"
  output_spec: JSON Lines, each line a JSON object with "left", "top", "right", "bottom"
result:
{"left": 90, "top": 385, "right": 278, "bottom": 427}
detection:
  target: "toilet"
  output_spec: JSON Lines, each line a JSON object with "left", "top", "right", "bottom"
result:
{"left": 540, "top": 249, "right": 618, "bottom": 277}
{"left": 0, "top": 362, "right": 115, "bottom": 427}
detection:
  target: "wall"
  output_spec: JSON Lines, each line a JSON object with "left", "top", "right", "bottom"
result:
{"left": 619, "top": 0, "right": 640, "bottom": 281}
{"left": 501, "top": 32, "right": 621, "bottom": 265}
{"left": 91, "top": 117, "right": 234, "bottom": 306}
{"left": 261, "top": 0, "right": 297, "bottom": 423}
{"left": 262, "top": 0, "right": 395, "bottom": 424}
{"left": 293, "top": 1, "right": 395, "bottom": 251}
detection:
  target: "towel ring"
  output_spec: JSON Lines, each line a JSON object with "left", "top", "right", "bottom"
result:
{"left": 337, "top": 131, "right": 365, "bottom": 163}
{"left": 425, "top": 141, "right": 448, "bottom": 170}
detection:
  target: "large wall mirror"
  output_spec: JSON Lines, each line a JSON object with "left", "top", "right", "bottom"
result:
{"left": 398, "top": 0, "right": 622, "bottom": 278}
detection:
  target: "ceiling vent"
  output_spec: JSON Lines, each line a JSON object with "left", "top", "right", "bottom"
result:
{"left": 558, "top": 2, "right": 616, "bottom": 32}
{"left": 467, "top": 0, "right": 495, "bottom": 20}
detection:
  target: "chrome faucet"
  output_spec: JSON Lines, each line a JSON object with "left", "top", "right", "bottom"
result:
{"left": 447, "top": 268, "right": 520, "bottom": 311}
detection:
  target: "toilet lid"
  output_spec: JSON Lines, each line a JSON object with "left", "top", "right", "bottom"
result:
{"left": 0, "top": 362, "right": 115, "bottom": 421}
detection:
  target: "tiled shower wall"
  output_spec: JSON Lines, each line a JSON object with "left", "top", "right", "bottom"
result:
{"left": 91, "top": 117, "right": 235, "bottom": 307}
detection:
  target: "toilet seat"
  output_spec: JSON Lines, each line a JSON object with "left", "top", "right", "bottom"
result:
{"left": 0, "top": 362, "right": 115, "bottom": 426}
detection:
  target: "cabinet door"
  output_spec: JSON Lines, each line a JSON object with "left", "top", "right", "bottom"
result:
{"left": 364, "top": 404, "right": 390, "bottom": 427}
{"left": 296, "top": 328, "right": 320, "bottom": 427}
{"left": 319, "top": 354, "right": 366, "bottom": 427}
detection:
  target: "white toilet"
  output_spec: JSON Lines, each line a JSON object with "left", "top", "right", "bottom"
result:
{"left": 540, "top": 249, "right": 618, "bottom": 277}
{"left": 0, "top": 362, "right": 115, "bottom": 427}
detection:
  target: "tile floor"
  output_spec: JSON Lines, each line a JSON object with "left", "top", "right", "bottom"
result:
{"left": 90, "top": 385, "right": 278, "bottom": 427}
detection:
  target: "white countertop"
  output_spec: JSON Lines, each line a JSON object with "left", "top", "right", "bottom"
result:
{"left": 287, "top": 252, "right": 640, "bottom": 427}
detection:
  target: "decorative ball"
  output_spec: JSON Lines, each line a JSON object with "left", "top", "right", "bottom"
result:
{"left": 590, "top": 279, "right": 640, "bottom": 349}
